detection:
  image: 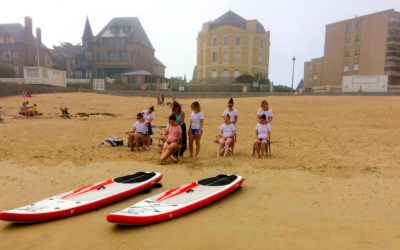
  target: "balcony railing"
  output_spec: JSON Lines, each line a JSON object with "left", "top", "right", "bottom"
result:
{"left": 387, "top": 36, "right": 400, "bottom": 42}
{"left": 385, "top": 65, "right": 400, "bottom": 72}
{"left": 386, "top": 51, "right": 400, "bottom": 57}
{"left": 388, "top": 21, "right": 400, "bottom": 29}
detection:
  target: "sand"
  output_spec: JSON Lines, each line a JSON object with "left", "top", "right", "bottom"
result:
{"left": 0, "top": 93, "right": 399, "bottom": 249}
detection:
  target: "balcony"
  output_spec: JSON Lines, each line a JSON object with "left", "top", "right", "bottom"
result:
{"left": 387, "top": 36, "right": 400, "bottom": 44}
{"left": 388, "top": 21, "right": 400, "bottom": 30}
{"left": 385, "top": 65, "right": 400, "bottom": 76}
{"left": 386, "top": 51, "right": 400, "bottom": 60}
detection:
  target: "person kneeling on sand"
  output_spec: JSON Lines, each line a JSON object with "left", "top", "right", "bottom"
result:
{"left": 126, "top": 112, "right": 148, "bottom": 151}
{"left": 254, "top": 114, "right": 271, "bottom": 158}
{"left": 160, "top": 114, "right": 182, "bottom": 164}
{"left": 218, "top": 114, "right": 236, "bottom": 157}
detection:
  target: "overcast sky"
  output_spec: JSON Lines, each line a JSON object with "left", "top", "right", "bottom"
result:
{"left": 1, "top": 0, "right": 399, "bottom": 86}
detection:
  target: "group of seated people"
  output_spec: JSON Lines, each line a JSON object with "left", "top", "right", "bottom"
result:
{"left": 125, "top": 98, "right": 273, "bottom": 164}
{"left": 19, "top": 101, "right": 40, "bottom": 117}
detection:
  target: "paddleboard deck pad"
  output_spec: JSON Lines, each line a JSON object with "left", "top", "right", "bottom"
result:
{"left": 0, "top": 172, "right": 162, "bottom": 223}
{"left": 107, "top": 174, "right": 243, "bottom": 225}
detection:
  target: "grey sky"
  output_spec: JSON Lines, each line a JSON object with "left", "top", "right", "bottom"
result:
{"left": 1, "top": 0, "right": 399, "bottom": 86}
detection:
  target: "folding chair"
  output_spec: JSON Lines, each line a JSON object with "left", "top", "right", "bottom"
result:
{"left": 252, "top": 139, "right": 271, "bottom": 157}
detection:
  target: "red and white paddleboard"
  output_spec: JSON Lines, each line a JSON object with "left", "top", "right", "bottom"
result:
{"left": 107, "top": 174, "right": 243, "bottom": 225}
{"left": 0, "top": 172, "right": 162, "bottom": 223}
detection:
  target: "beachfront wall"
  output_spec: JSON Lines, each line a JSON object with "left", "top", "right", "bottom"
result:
{"left": 342, "top": 75, "right": 388, "bottom": 92}
{"left": 24, "top": 67, "right": 66, "bottom": 87}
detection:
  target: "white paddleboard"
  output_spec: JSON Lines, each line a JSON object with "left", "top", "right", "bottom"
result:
{"left": 107, "top": 174, "right": 243, "bottom": 225}
{"left": 0, "top": 171, "right": 162, "bottom": 223}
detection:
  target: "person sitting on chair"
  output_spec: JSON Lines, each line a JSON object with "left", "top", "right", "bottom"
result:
{"left": 126, "top": 112, "right": 148, "bottom": 151}
{"left": 218, "top": 114, "right": 236, "bottom": 157}
{"left": 254, "top": 114, "right": 271, "bottom": 158}
{"left": 160, "top": 114, "right": 182, "bottom": 164}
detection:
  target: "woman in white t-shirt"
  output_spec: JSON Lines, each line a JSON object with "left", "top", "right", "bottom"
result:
{"left": 218, "top": 114, "right": 236, "bottom": 157}
{"left": 222, "top": 98, "right": 239, "bottom": 125}
{"left": 143, "top": 106, "right": 155, "bottom": 145}
{"left": 257, "top": 100, "right": 273, "bottom": 123}
{"left": 254, "top": 114, "right": 272, "bottom": 158}
{"left": 125, "top": 112, "right": 148, "bottom": 151}
{"left": 188, "top": 101, "right": 204, "bottom": 158}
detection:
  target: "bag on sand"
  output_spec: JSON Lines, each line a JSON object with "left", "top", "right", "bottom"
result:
{"left": 105, "top": 136, "right": 124, "bottom": 147}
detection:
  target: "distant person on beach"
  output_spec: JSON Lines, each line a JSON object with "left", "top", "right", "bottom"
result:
{"left": 170, "top": 101, "right": 187, "bottom": 156}
{"left": 257, "top": 100, "right": 273, "bottom": 123}
{"left": 188, "top": 101, "right": 204, "bottom": 158}
{"left": 126, "top": 112, "right": 148, "bottom": 151}
{"left": 160, "top": 114, "right": 182, "bottom": 164}
{"left": 254, "top": 114, "right": 271, "bottom": 158}
{"left": 223, "top": 98, "right": 238, "bottom": 126}
{"left": 19, "top": 101, "right": 32, "bottom": 116}
{"left": 143, "top": 106, "right": 155, "bottom": 145}
{"left": 217, "top": 114, "right": 236, "bottom": 157}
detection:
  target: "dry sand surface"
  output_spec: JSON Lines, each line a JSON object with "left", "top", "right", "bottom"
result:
{"left": 0, "top": 93, "right": 399, "bottom": 249}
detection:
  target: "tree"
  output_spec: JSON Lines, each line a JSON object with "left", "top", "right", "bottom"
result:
{"left": 273, "top": 84, "right": 293, "bottom": 92}
{"left": 235, "top": 74, "right": 255, "bottom": 84}
{"left": 0, "top": 62, "right": 16, "bottom": 78}
{"left": 169, "top": 76, "right": 187, "bottom": 84}
{"left": 51, "top": 42, "right": 82, "bottom": 70}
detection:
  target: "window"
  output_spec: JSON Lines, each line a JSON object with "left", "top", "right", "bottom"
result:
{"left": 222, "top": 69, "right": 229, "bottom": 78}
{"left": 313, "top": 74, "right": 318, "bottom": 80}
{"left": 344, "top": 51, "right": 350, "bottom": 59}
{"left": 108, "top": 39, "right": 115, "bottom": 49}
{"left": 260, "top": 39, "right": 264, "bottom": 48}
{"left": 224, "top": 36, "right": 228, "bottom": 45}
{"left": 131, "top": 52, "right": 138, "bottom": 62}
{"left": 234, "top": 69, "right": 240, "bottom": 78}
{"left": 355, "top": 49, "right": 360, "bottom": 57}
{"left": 85, "top": 51, "right": 92, "bottom": 61}
{"left": 258, "top": 53, "right": 263, "bottom": 63}
{"left": 96, "top": 38, "right": 104, "bottom": 46}
{"left": 122, "top": 25, "right": 131, "bottom": 33}
{"left": 346, "top": 23, "right": 352, "bottom": 32}
{"left": 97, "top": 51, "right": 104, "bottom": 61}
{"left": 356, "top": 20, "right": 361, "bottom": 29}
{"left": 212, "top": 52, "right": 217, "bottom": 62}
{"left": 211, "top": 69, "right": 217, "bottom": 78}
{"left": 235, "top": 37, "right": 240, "bottom": 46}
{"left": 108, "top": 51, "right": 116, "bottom": 61}
{"left": 235, "top": 51, "right": 240, "bottom": 62}
{"left": 345, "top": 37, "right": 351, "bottom": 45}
{"left": 355, "top": 36, "right": 361, "bottom": 44}
{"left": 111, "top": 26, "right": 118, "bottom": 34}
{"left": 353, "top": 64, "right": 359, "bottom": 71}
{"left": 343, "top": 65, "right": 349, "bottom": 72}
{"left": 120, "top": 38, "right": 127, "bottom": 49}
{"left": 119, "top": 51, "right": 128, "bottom": 61}
{"left": 212, "top": 37, "right": 217, "bottom": 46}
{"left": 223, "top": 52, "right": 229, "bottom": 63}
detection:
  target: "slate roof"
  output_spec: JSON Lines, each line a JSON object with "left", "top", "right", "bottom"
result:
{"left": 209, "top": 10, "right": 266, "bottom": 33}
{"left": 82, "top": 16, "right": 93, "bottom": 38}
{"left": 0, "top": 23, "right": 48, "bottom": 49}
{"left": 96, "top": 17, "right": 154, "bottom": 49}
{"left": 153, "top": 57, "right": 165, "bottom": 67}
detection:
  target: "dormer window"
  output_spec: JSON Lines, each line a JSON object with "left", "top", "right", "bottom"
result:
{"left": 122, "top": 25, "right": 131, "bottom": 33}
{"left": 111, "top": 26, "right": 119, "bottom": 34}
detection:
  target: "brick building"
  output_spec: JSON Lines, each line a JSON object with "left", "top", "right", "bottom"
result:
{"left": 0, "top": 17, "right": 52, "bottom": 77}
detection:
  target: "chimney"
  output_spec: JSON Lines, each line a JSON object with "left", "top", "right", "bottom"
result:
{"left": 24, "top": 16, "right": 33, "bottom": 39}
{"left": 36, "top": 28, "right": 42, "bottom": 45}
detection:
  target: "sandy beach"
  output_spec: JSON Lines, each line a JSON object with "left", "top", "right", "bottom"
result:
{"left": 0, "top": 93, "right": 400, "bottom": 249}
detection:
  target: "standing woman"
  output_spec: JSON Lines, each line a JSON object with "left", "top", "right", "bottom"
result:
{"left": 188, "top": 101, "right": 204, "bottom": 158}
{"left": 257, "top": 100, "right": 273, "bottom": 123}
{"left": 171, "top": 101, "right": 187, "bottom": 156}
{"left": 223, "top": 98, "right": 239, "bottom": 126}
{"left": 143, "top": 106, "right": 155, "bottom": 145}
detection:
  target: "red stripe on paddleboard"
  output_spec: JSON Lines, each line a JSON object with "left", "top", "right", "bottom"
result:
{"left": 156, "top": 182, "right": 199, "bottom": 202}
{"left": 61, "top": 179, "right": 114, "bottom": 199}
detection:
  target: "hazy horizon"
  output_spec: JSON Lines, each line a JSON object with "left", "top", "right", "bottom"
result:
{"left": 1, "top": 0, "right": 399, "bottom": 87}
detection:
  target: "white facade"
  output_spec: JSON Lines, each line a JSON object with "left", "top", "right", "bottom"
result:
{"left": 24, "top": 67, "right": 67, "bottom": 87}
{"left": 342, "top": 75, "right": 388, "bottom": 93}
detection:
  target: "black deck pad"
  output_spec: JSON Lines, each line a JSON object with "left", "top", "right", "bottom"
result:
{"left": 114, "top": 172, "right": 156, "bottom": 183}
{"left": 198, "top": 174, "right": 238, "bottom": 186}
